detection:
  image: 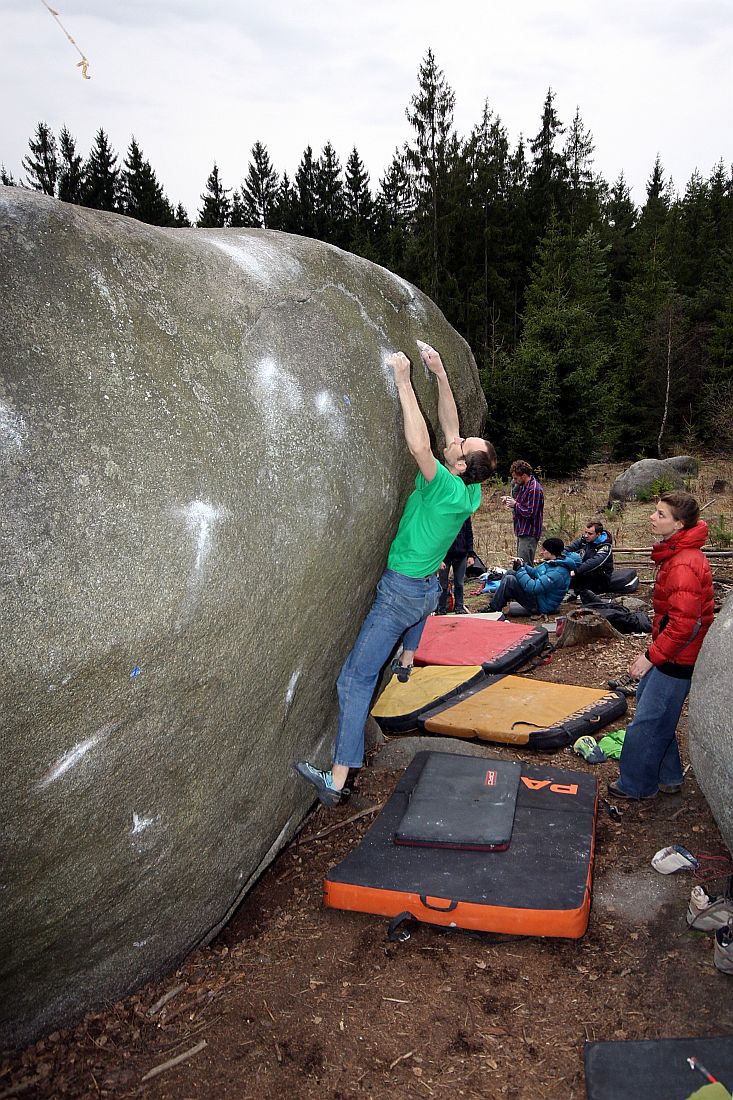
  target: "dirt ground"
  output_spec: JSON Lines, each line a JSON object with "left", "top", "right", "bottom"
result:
{"left": 3, "top": 462, "right": 733, "bottom": 1100}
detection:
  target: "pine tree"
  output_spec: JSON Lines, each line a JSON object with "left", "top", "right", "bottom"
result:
{"left": 270, "top": 172, "right": 298, "bottom": 232}
{"left": 611, "top": 234, "right": 681, "bottom": 457}
{"left": 503, "top": 215, "right": 611, "bottom": 475}
{"left": 197, "top": 163, "right": 231, "bottom": 227}
{"left": 122, "top": 137, "right": 174, "bottom": 225}
{"left": 601, "top": 173, "right": 637, "bottom": 310}
{"left": 294, "top": 146, "right": 318, "bottom": 236}
{"left": 463, "top": 103, "right": 513, "bottom": 374}
{"left": 528, "top": 89, "right": 568, "bottom": 242}
{"left": 700, "top": 268, "right": 733, "bottom": 448}
{"left": 343, "top": 147, "right": 375, "bottom": 256}
{"left": 635, "top": 156, "right": 672, "bottom": 254}
{"left": 22, "top": 122, "right": 58, "bottom": 195}
{"left": 314, "top": 142, "right": 345, "bottom": 244}
{"left": 239, "top": 141, "right": 279, "bottom": 228}
{"left": 83, "top": 128, "right": 120, "bottom": 211}
{"left": 404, "top": 49, "right": 457, "bottom": 300}
{"left": 173, "top": 203, "right": 191, "bottom": 228}
{"left": 57, "top": 126, "right": 84, "bottom": 203}
{"left": 374, "top": 149, "right": 414, "bottom": 276}
{"left": 563, "top": 108, "right": 601, "bottom": 238}
{"left": 1, "top": 165, "right": 16, "bottom": 185}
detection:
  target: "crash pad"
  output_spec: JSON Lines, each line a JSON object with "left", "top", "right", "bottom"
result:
{"left": 414, "top": 616, "right": 547, "bottom": 670}
{"left": 371, "top": 664, "right": 488, "bottom": 733}
{"left": 393, "top": 755, "right": 521, "bottom": 851}
{"left": 584, "top": 1036, "right": 733, "bottom": 1100}
{"left": 325, "top": 751, "right": 598, "bottom": 938}
{"left": 420, "top": 675, "right": 627, "bottom": 749}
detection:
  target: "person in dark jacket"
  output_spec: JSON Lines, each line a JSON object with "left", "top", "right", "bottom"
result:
{"left": 608, "top": 491, "right": 714, "bottom": 801}
{"left": 566, "top": 520, "right": 614, "bottom": 594}
{"left": 436, "top": 517, "right": 475, "bottom": 614}
{"left": 482, "top": 538, "right": 581, "bottom": 615}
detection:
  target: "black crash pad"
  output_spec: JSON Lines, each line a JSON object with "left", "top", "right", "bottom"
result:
{"left": 325, "top": 751, "right": 598, "bottom": 938}
{"left": 584, "top": 1036, "right": 733, "bottom": 1099}
{"left": 394, "top": 754, "right": 521, "bottom": 851}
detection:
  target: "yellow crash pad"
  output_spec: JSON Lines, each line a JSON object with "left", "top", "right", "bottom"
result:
{"left": 422, "top": 676, "right": 621, "bottom": 746}
{"left": 371, "top": 665, "right": 486, "bottom": 732}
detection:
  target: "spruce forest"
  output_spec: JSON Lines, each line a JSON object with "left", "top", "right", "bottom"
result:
{"left": 4, "top": 50, "right": 732, "bottom": 476}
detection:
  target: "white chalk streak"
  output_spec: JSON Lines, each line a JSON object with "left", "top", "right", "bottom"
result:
{"left": 37, "top": 724, "right": 115, "bottom": 789}
{"left": 0, "top": 401, "right": 27, "bottom": 449}
{"left": 285, "top": 668, "right": 301, "bottom": 707}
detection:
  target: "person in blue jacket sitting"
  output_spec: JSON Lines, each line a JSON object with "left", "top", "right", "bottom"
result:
{"left": 481, "top": 537, "right": 582, "bottom": 614}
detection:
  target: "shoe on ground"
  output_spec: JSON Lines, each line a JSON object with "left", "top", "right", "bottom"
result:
{"left": 607, "top": 779, "right": 656, "bottom": 801}
{"left": 687, "top": 886, "right": 733, "bottom": 932}
{"left": 434, "top": 609, "right": 447, "bottom": 616}
{"left": 293, "top": 761, "right": 343, "bottom": 807}
{"left": 714, "top": 919, "right": 733, "bottom": 974}
{"left": 573, "top": 735, "right": 608, "bottom": 764}
{"left": 659, "top": 783, "right": 682, "bottom": 795}
{"left": 389, "top": 658, "right": 413, "bottom": 683}
{"left": 454, "top": 607, "right": 469, "bottom": 614}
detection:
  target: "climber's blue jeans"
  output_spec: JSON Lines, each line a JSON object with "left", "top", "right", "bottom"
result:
{"left": 333, "top": 569, "right": 440, "bottom": 768}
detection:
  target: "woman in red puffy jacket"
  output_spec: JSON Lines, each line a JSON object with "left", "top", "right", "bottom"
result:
{"left": 608, "top": 491, "right": 714, "bottom": 800}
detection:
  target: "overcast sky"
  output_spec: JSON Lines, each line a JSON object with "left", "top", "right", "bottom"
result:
{"left": 1, "top": 0, "right": 731, "bottom": 221}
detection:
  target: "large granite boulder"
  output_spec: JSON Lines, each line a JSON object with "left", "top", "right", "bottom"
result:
{"left": 688, "top": 594, "right": 733, "bottom": 853}
{"left": 608, "top": 456, "right": 698, "bottom": 502}
{"left": 0, "top": 187, "right": 487, "bottom": 1047}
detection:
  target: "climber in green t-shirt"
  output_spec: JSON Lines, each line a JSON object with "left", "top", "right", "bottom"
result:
{"left": 295, "top": 340, "right": 497, "bottom": 807}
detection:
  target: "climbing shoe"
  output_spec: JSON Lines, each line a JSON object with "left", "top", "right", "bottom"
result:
{"left": 293, "top": 761, "right": 344, "bottom": 807}
{"left": 389, "top": 658, "right": 413, "bottom": 683}
{"left": 573, "top": 735, "right": 608, "bottom": 764}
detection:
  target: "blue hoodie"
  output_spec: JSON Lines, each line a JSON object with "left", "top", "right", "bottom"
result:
{"left": 513, "top": 551, "right": 582, "bottom": 613}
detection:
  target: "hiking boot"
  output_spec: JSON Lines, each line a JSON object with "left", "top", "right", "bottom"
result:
{"left": 293, "top": 761, "right": 344, "bottom": 807}
{"left": 659, "top": 783, "right": 683, "bottom": 795}
{"left": 687, "top": 886, "right": 733, "bottom": 932}
{"left": 389, "top": 658, "right": 413, "bottom": 683}
{"left": 714, "top": 919, "right": 733, "bottom": 974}
{"left": 607, "top": 779, "right": 656, "bottom": 801}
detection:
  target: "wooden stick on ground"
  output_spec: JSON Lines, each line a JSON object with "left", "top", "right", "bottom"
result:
{"left": 140, "top": 1039, "right": 207, "bottom": 1082}
{"left": 146, "top": 983, "right": 187, "bottom": 1017}
{"left": 300, "top": 804, "right": 383, "bottom": 844}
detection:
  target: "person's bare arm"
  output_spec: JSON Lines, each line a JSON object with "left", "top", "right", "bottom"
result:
{"left": 387, "top": 351, "right": 437, "bottom": 482}
{"left": 416, "top": 340, "right": 460, "bottom": 443}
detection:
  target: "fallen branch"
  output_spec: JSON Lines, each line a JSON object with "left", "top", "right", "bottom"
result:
{"left": 147, "top": 983, "right": 187, "bottom": 1017}
{"left": 140, "top": 1039, "right": 207, "bottom": 1082}
{"left": 389, "top": 1049, "right": 415, "bottom": 1070}
{"left": 299, "top": 804, "right": 382, "bottom": 844}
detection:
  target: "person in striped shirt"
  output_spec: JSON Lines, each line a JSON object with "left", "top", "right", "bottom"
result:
{"left": 501, "top": 460, "right": 544, "bottom": 564}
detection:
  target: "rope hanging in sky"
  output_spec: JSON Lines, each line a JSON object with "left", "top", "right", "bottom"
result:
{"left": 41, "top": 0, "right": 91, "bottom": 79}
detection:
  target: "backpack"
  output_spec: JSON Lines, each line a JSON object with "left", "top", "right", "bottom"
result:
{"left": 579, "top": 595, "right": 652, "bottom": 634}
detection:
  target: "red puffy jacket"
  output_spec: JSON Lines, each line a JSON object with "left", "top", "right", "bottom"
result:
{"left": 648, "top": 521, "right": 714, "bottom": 668}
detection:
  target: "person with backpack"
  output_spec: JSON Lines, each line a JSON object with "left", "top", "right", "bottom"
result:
{"left": 480, "top": 537, "right": 581, "bottom": 615}
{"left": 608, "top": 491, "right": 715, "bottom": 801}
{"left": 436, "top": 516, "right": 475, "bottom": 614}
{"left": 566, "top": 520, "right": 615, "bottom": 596}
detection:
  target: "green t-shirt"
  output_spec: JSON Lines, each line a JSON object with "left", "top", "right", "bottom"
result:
{"left": 387, "top": 462, "right": 481, "bottom": 578}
